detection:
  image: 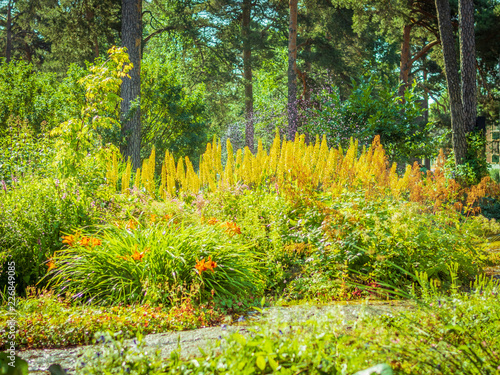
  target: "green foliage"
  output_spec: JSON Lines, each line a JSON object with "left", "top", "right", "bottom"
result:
{"left": 50, "top": 46, "right": 132, "bottom": 177}
{"left": 0, "top": 353, "right": 28, "bottom": 375}
{"left": 47, "top": 219, "right": 265, "bottom": 305}
{"left": 0, "top": 117, "right": 55, "bottom": 183}
{"left": 0, "top": 177, "right": 98, "bottom": 294}
{"left": 0, "top": 60, "right": 59, "bottom": 133}
{"left": 0, "top": 290, "right": 222, "bottom": 350}
{"left": 319, "top": 197, "right": 488, "bottom": 287}
{"left": 76, "top": 331, "right": 165, "bottom": 375}
{"left": 444, "top": 131, "right": 489, "bottom": 186}
{"left": 141, "top": 56, "right": 208, "bottom": 165}
{"left": 303, "top": 75, "right": 440, "bottom": 164}
{"left": 195, "top": 187, "right": 292, "bottom": 291}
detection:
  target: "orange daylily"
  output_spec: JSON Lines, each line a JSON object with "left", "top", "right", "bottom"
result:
{"left": 62, "top": 234, "right": 76, "bottom": 247}
{"left": 47, "top": 259, "right": 56, "bottom": 271}
{"left": 78, "top": 236, "right": 102, "bottom": 248}
{"left": 221, "top": 221, "right": 241, "bottom": 236}
{"left": 131, "top": 251, "right": 145, "bottom": 261}
{"left": 126, "top": 219, "right": 137, "bottom": 230}
{"left": 195, "top": 255, "right": 217, "bottom": 274}
{"left": 207, "top": 217, "right": 219, "bottom": 225}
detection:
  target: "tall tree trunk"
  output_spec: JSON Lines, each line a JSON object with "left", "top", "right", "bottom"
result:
{"left": 287, "top": 0, "right": 298, "bottom": 141}
{"left": 435, "top": 0, "right": 467, "bottom": 165}
{"left": 5, "top": 0, "right": 13, "bottom": 63}
{"left": 242, "top": 0, "right": 254, "bottom": 152}
{"left": 459, "top": 0, "right": 476, "bottom": 133}
{"left": 120, "top": 0, "right": 142, "bottom": 169}
{"left": 398, "top": 24, "right": 413, "bottom": 98}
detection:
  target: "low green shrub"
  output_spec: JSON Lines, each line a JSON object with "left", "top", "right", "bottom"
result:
{"left": 273, "top": 195, "right": 498, "bottom": 300}
{"left": 320, "top": 198, "right": 490, "bottom": 286}
{"left": 0, "top": 177, "right": 99, "bottom": 294}
{"left": 47, "top": 220, "right": 265, "bottom": 305}
{"left": 76, "top": 332, "right": 165, "bottom": 375}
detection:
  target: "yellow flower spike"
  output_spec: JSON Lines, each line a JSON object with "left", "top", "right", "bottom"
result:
{"left": 147, "top": 147, "right": 156, "bottom": 196}
{"left": 141, "top": 159, "right": 148, "bottom": 189}
{"left": 122, "top": 157, "right": 132, "bottom": 195}
{"left": 225, "top": 138, "right": 234, "bottom": 187}
{"left": 160, "top": 163, "right": 167, "bottom": 199}
{"left": 216, "top": 139, "right": 223, "bottom": 175}
{"left": 176, "top": 157, "right": 185, "bottom": 186}
{"left": 235, "top": 149, "right": 243, "bottom": 181}
{"left": 269, "top": 130, "right": 281, "bottom": 174}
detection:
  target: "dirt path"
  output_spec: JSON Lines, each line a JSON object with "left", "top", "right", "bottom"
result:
{"left": 20, "top": 301, "right": 406, "bottom": 374}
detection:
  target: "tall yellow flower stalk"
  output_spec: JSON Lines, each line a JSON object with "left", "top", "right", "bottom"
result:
{"left": 106, "top": 152, "right": 119, "bottom": 190}
{"left": 224, "top": 138, "right": 234, "bottom": 187}
{"left": 121, "top": 158, "right": 132, "bottom": 194}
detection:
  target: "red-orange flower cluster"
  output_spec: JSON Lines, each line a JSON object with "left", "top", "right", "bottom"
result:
{"left": 195, "top": 256, "right": 217, "bottom": 274}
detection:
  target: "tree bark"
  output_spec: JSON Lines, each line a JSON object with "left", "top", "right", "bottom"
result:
{"left": 398, "top": 24, "right": 413, "bottom": 98}
{"left": 435, "top": 0, "right": 467, "bottom": 165}
{"left": 459, "top": 0, "right": 476, "bottom": 133}
{"left": 287, "top": 0, "right": 298, "bottom": 141}
{"left": 242, "top": 0, "right": 254, "bottom": 153}
{"left": 5, "top": 0, "right": 13, "bottom": 63}
{"left": 120, "top": 0, "right": 142, "bottom": 169}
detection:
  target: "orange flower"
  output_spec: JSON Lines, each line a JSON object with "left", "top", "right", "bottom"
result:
{"left": 62, "top": 234, "right": 76, "bottom": 247}
{"left": 221, "top": 221, "right": 241, "bottom": 236}
{"left": 207, "top": 217, "right": 219, "bottom": 225}
{"left": 126, "top": 219, "right": 137, "bottom": 230}
{"left": 131, "top": 251, "right": 145, "bottom": 261}
{"left": 164, "top": 214, "right": 173, "bottom": 221}
{"left": 79, "top": 237, "right": 91, "bottom": 247}
{"left": 90, "top": 237, "right": 102, "bottom": 247}
{"left": 195, "top": 255, "right": 217, "bottom": 274}
{"left": 150, "top": 214, "right": 157, "bottom": 223}
{"left": 47, "top": 259, "right": 56, "bottom": 271}
{"left": 78, "top": 236, "right": 102, "bottom": 248}
{"left": 130, "top": 246, "right": 148, "bottom": 262}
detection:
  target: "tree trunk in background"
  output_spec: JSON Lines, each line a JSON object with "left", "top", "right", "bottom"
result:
{"left": 459, "top": 0, "right": 476, "bottom": 133}
{"left": 287, "top": 0, "right": 298, "bottom": 141}
{"left": 435, "top": 0, "right": 467, "bottom": 165}
{"left": 242, "top": 0, "right": 254, "bottom": 153}
{"left": 5, "top": 0, "right": 12, "bottom": 63}
{"left": 398, "top": 24, "right": 413, "bottom": 98}
{"left": 120, "top": 0, "right": 142, "bottom": 169}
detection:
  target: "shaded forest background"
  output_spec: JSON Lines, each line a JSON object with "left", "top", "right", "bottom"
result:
{"left": 1, "top": 0, "right": 500, "bottom": 171}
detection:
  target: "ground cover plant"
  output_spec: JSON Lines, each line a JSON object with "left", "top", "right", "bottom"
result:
{"left": 0, "top": 288, "right": 223, "bottom": 350}
{"left": 73, "top": 273, "right": 500, "bottom": 374}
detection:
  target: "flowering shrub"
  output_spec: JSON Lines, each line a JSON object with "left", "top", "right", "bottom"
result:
{"left": 46, "top": 221, "right": 264, "bottom": 305}
{"left": 0, "top": 177, "right": 99, "bottom": 295}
